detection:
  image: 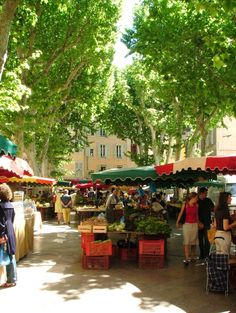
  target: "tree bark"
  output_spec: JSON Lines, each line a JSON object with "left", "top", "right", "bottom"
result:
{"left": 166, "top": 136, "right": 173, "bottom": 163}
{"left": 149, "top": 125, "right": 160, "bottom": 165}
{"left": 0, "top": 0, "right": 20, "bottom": 80}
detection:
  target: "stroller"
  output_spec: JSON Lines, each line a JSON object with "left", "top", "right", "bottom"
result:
{"left": 206, "top": 237, "right": 230, "bottom": 295}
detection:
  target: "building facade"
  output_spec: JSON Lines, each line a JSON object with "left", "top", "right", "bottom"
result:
{"left": 63, "top": 129, "right": 136, "bottom": 179}
{"left": 199, "top": 117, "right": 236, "bottom": 156}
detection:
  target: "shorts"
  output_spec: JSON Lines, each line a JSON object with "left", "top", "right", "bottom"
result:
{"left": 183, "top": 223, "right": 198, "bottom": 245}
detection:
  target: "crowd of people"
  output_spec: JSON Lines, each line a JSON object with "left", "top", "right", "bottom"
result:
{"left": 1, "top": 181, "right": 236, "bottom": 288}
{"left": 176, "top": 187, "right": 236, "bottom": 265}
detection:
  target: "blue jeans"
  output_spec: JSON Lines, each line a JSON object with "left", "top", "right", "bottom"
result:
{"left": 6, "top": 255, "right": 17, "bottom": 284}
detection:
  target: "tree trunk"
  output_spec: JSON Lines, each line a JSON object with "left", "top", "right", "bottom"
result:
{"left": 0, "top": 0, "right": 20, "bottom": 80}
{"left": 175, "top": 137, "right": 182, "bottom": 161}
{"left": 166, "top": 136, "right": 173, "bottom": 164}
{"left": 149, "top": 125, "right": 160, "bottom": 165}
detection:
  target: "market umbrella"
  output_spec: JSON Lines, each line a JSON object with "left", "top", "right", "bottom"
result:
{"left": 0, "top": 134, "right": 17, "bottom": 157}
{"left": 91, "top": 165, "right": 217, "bottom": 188}
{"left": 91, "top": 166, "right": 159, "bottom": 186}
{"left": 155, "top": 155, "right": 236, "bottom": 176}
{"left": 193, "top": 180, "right": 225, "bottom": 188}
{"left": 14, "top": 157, "right": 34, "bottom": 176}
{"left": 9, "top": 175, "right": 56, "bottom": 185}
{"left": 0, "top": 155, "right": 24, "bottom": 178}
{"left": 75, "top": 182, "right": 109, "bottom": 189}
{"left": 56, "top": 180, "right": 72, "bottom": 187}
{"left": 70, "top": 178, "right": 92, "bottom": 184}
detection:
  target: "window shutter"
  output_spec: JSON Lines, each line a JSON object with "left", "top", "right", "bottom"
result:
{"left": 106, "top": 145, "right": 109, "bottom": 158}
{"left": 97, "top": 143, "right": 101, "bottom": 158}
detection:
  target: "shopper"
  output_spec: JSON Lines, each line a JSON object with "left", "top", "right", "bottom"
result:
{"left": 60, "top": 190, "right": 72, "bottom": 225}
{"left": 54, "top": 189, "right": 64, "bottom": 224}
{"left": 198, "top": 187, "right": 214, "bottom": 259}
{"left": 176, "top": 192, "right": 199, "bottom": 265}
{"left": 214, "top": 192, "right": 236, "bottom": 255}
{"left": 105, "top": 188, "right": 119, "bottom": 223}
{"left": 0, "top": 183, "right": 17, "bottom": 288}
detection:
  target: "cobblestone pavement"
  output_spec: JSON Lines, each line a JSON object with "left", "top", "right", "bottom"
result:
{"left": 0, "top": 218, "right": 235, "bottom": 313}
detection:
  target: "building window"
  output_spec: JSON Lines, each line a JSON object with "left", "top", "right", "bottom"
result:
{"left": 99, "top": 129, "right": 106, "bottom": 137}
{"left": 90, "top": 148, "right": 94, "bottom": 157}
{"left": 100, "top": 165, "right": 106, "bottom": 171}
{"left": 100, "top": 144, "right": 106, "bottom": 158}
{"left": 208, "top": 130, "right": 215, "bottom": 145}
{"left": 117, "top": 165, "right": 123, "bottom": 169}
{"left": 116, "top": 145, "right": 122, "bottom": 158}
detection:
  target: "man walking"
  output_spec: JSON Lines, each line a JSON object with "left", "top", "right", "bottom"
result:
{"left": 198, "top": 187, "right": 214, "bottom": 259}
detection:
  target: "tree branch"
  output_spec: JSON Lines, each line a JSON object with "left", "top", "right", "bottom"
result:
{"left": 0, "top": 0, "right": 20, "bottom": 80}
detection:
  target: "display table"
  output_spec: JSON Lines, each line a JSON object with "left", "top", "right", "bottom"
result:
{"left": 74, "top": 206, "right": 124, "bottom": 223}
{"left": 37, "top": 205, "right": 54, "bottom": 221}
{"left": 14, "top": 214, "right": 35, "bottom": 262}
{"left": 74, "top": 206, "right": 105, "bottom": 222}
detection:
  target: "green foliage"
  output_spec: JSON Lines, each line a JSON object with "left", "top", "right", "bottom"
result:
{"left": 0, "top": 0, "right": 122, "bottom": 176}
{"left": 122, "top": 0, "right": 236, "bottom": 158}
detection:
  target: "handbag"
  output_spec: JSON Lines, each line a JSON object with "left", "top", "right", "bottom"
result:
{"left": 179, "top": 203, "right": 186, "bottom": 224}
{"left": 207, "top": 228, "right": 216, "bottom": 244}
{"left": 0, "top": 244, "right": 10, "bottom": 266}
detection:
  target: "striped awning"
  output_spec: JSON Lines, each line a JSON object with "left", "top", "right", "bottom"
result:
{"left": 155, "top": 155, "right": 236, "bottom": 176}
{"left": 9, "top": 175, "right": 56, "bottom": 185}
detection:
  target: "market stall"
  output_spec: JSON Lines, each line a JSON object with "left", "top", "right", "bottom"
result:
{"left": 9, "top": 175, "right": 56, "bottom": 221}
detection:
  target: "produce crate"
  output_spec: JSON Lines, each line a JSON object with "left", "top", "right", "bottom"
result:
{"left": 139, "top": 240, "right": 165, "bottom": 256}
{"left": 85, "top": 240, "right": 112, "bottom": 256}
{"left": 81, "top": 233, "right": 94, "bottom": 250}
{"left": 119, "top": 247, "right": 138, "bottom": 261}
{"left": 139, "top": 255, "right": 165, "bottom": 269}
{"left": 78, "top": 224, "right": 92, "bottom": 233}
{"left": 82, "top": 255, "right": 110, "bottom": 270}
{"left": 93, "top": 225, "right": 107, "bottom": 233}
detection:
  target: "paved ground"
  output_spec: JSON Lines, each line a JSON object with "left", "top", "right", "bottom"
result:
{"left": 0, "top": 216, "right": 236, "bottom": 313}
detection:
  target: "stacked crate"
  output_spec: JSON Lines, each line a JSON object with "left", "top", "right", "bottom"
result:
{"left": 138, "top": 239, "right": 165, "bottom": 269}
{"left": 82, "top": 240, "right": 112, "bottom": 270}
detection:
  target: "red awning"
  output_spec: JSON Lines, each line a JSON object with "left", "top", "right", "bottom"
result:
{"left": 155, "top": 155, "right": 236, "bottom": 176}
{"left": 75, "top": 182, "right": 109, "bottom": 189}
{"left": 0, "top": 155, "right": 24, "bottom": 178}
{"left": 14, "top": 157, "right": 34, "bottom": 176}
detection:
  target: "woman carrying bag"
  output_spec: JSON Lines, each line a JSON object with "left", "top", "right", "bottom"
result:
{"left": 0, "top": 183, "right": 17, "bottom": 288}
{"left": 214, "top": 192, "right": 236, "bottom": 255}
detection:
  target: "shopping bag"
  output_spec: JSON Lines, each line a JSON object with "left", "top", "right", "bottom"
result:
{"left": 0, "top": 244, "right": 10, "bottom": 266}
{"left": 208, "top": 228, "right": 216, "bottom": 244}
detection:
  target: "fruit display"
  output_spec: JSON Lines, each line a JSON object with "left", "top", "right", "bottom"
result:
{"left": 81, "top": 216, "right": 107, "bottom": 226}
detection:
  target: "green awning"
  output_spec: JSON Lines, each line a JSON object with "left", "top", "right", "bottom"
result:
{"left": 91, "top": 166, "right": 217, "bottom": 187}
{"left": 56, "top": 180, "right": 72, "bottom": 187}
{"left": 91, "top": 166, "right": 158, "bottom": 185}
{"left": 0, "top": 135, "right": 17, "bottom": 157}
{"left": 193, "top": 180, "right": 225, "bottom": 188}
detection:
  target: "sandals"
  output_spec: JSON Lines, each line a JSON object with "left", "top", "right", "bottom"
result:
{"left": 0, "top": 282, "right": 16, "bottom": 288}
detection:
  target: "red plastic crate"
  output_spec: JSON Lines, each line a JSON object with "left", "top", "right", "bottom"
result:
{"left": 139, "top": 240, "right": 165, "bottom": 255}
{"left": 82, "top": 255, "right": 110, "bottom": 270}
{"left": 85, "top": 240, "right": 112, "bottom": 256}
{"left": 139, "top": 255, "right": 164, "bottom": 269}
{"left": 119, "top": 247, "right": 138, "bottom": 261}
{"left": 81, "top": 233, "right": 94, "bottom": 250}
